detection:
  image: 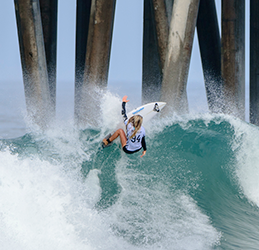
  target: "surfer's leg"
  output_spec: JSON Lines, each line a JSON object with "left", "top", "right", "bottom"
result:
{"left": 103, "top": 129, "right": 127, "bottom": 147}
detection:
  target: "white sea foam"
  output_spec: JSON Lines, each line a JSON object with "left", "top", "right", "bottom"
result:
{"left": 230, "top": 118, "right": 259, "bottom": 207}
{"left": 102, "top": 157, "right": 221, "bottom": 250}
{"left": 0, "top": 90, "right": 227, "bottom": 249}
{"left": 0, "top": 142, "right": 221, "bottom": 250}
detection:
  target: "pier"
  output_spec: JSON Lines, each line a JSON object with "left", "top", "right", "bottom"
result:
{"left": 8, "top": 1, "right": 259, "bottom": 126}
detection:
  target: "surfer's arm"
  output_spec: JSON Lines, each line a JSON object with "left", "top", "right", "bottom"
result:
{"left": 140, "top": 136, "right": 147, "bottom": 158}
{"left": 141, "top": 136, "right": 147, "bottom": 151}
{"left": 121, "top": 95, "right": 129, "bottom": 122}
{"left": 122, "top": 102, "right": 127, "bottom": 121}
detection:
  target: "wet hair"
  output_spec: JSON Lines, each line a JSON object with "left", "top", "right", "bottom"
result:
{"left": 127, "top": 115, "right": 143, "bottom": 139}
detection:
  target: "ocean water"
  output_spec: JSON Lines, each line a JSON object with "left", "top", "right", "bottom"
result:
{"left": 0, "top": 87, "right": 259, "bottom": 250}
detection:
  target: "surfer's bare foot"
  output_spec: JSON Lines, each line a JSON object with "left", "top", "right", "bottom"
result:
{"left": 102, "top": 139, "right": 108, "bottom": 146}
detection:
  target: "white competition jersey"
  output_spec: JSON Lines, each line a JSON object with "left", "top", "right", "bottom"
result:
{"left": 124, "top": 120, "right": 145, "bottom": 151}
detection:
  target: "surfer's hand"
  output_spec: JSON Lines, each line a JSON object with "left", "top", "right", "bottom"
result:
{"left": 140, "top": 150, "right": 146, "bottom": 158}
{"left": 122, "top": 95, "right": 129, "bottom": 103}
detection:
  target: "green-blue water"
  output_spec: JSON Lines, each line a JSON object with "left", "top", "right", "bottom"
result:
{"left": 0, "top": 114, "right": 259, "bottom": 250}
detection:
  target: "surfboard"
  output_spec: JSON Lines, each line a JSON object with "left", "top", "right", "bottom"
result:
{"left": 125, "top": 102, "right": 166, "bottom": 127}
{"left": 102, "top": 102, "right": 166, "bottom": 148}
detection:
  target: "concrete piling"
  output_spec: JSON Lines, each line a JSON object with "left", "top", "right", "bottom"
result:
{"left": 14, "top": 0, "right": 52, "bottom": 127}
{"left": 250, "top": 0, "right": 259, "bottom": 125}
{"left": 161, "top": 0, "right": 200, "bottom": 114}
{"left": 74, "top": 0, "right": 92, "bottom": 124}
{"left": 39, "top": 0, "right": 58, "bottom": 109}
{"left": 151, "top": 0, "right": 170, "bottom": 71}
{"left": 222, "top": 0, "right": 245, "bottom": 120}
{"left": 142, "top": 0, "right": 172, "bottom": 103}
{"left": 164, "top": 0, "right": 174, "bottom": 24}
{"left": 142, "top": 0, "right": 163, "bottom": 103}
{"left": 75, "top": 0, "right": 116, "bottom": 126}
{"left": 83, "top": 0, "right": 116, "bottom": 86}
{"left": 196, "top": 0, "right": 223, "bottom": 112}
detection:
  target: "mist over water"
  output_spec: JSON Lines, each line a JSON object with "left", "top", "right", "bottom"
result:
{"left": 0, "top": 90, "right": 259, "bottom": 250}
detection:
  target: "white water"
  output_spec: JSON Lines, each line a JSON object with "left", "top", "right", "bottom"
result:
{"left": 232, "top": 118, "right": 259, "bottom": 207}
{"left": 3, "top": 85, "right": 257, "bottom": 250}
{"left": 0, "top": 118, "right": 221, "bottom": 250}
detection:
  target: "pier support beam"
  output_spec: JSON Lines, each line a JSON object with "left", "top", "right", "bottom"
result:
{"left": 142, "top": 0, "right": 163, "bottom": 103}
{"left": 142, "top": 0, "right": 171, "bottom": 103}
{"left": 197, "top": 0, "right": 223, "bottom": 112}
{"left": 151, "top": 0, "right": 170, "bottom": 71}
{"left": 74, "top": 0, "right": 92, "bottom": 124}
{"left": 250, "top": 0, "right": 259, "bottom": 125}
{"left": 83, "top": 0, "right": 116, "bottom": 86}
{"left": 39, "top": 0, "right": 58, "bottom": 109}
{"left": 161, "top": 0, "right": 200, "bottom": 114}
{"left": 164, "top": 0, "right": 173, "bottom": 25}
{"left": 75, "top": 0, "right": 116, "bottom": 127}
{"left": 222, "top": 0, "right": 245, "bottom": 120}
{"left": 14, "top": 0, "right": 52, "bottom": 127}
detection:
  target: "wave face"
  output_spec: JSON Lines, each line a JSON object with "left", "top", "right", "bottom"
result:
{"left": 1, "top": 111, "right": 259, "bottom": 250}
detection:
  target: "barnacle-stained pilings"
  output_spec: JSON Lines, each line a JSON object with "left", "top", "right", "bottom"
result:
{"left": 161, "top": 0, "right": 200, "bottom": 114}
{"left": 250, "top": 0, "right": 259, "bottom": 125}
{"left": 39, "top": 0, "right": 58, "bottom": 110}
{"left": 75, "top": 0, "right": 116, "bottom": 127}
{"left": 222, "top": 0, "right": 245, "bottom": 120}
{"left": 14, "top": 0, "right": 52, "bottom": 127}
{"left": 197, "top": 0, "right": 223, "bottom": 113}
{"left": 74, "top": 0, "right": 92, "bottom": 125}
{"left": 142, "top": 0, "right": 165, "bottom": 103}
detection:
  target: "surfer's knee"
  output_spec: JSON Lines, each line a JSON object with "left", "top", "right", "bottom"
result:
{"left": 116, "top": 129, "right": 127, "bottom": 146}
{"left": 117, "top": 128, "right": 124, "bottom": 134}
{"left": 114, "top": 128, "right": 124, "bottom": 136}
{"left": 118, "top": 129, "right": 127, "bottom": 138}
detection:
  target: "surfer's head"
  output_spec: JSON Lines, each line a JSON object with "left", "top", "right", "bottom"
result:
{"left": 128, "top": 115, "right": 143, "bottom": 138}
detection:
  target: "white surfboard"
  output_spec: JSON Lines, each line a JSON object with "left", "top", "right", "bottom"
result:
{"left": 127, "top": 102, "right": 166, "bottom": 125}
{"left": 102, "top": 102, "right": 166, "bottom": 148}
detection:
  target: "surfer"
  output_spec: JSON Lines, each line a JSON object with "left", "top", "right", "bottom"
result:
{"left": 102, "top": 96, "right": 147, "bottom": 157}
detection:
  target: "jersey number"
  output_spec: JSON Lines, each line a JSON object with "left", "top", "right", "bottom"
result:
{"left": 131, "top": 135, "right": 141, "bottom": 143}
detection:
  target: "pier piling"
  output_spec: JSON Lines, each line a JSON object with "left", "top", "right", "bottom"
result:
{"left": 74, "top": 0, "right": 92, "bottom": 124}
{"left": 250, "top": 0, "right": 259, "bottom": 125}
{"left": 197, "top": 0, "right": 223, "bottom": 112}
{"left": 142, "top": 0, "right": 164, "bottom": 103}
{"left": 161, "top": 0, "right": 200, "bottom": 114}
{"left": 14, "top": 0, "right": 52, "bottom": 127}
{"left": 75, "top": 0, "right": 116, "bottom": 126}
{"left": 151, "top": 0, "right": 170, "bottom": 71}
{"left": 83, "top": 0, "right": 116, "bottom": 86}
{"left": 222, "top": 0, "right": 245, "bottom": 120}
{"left": 39, "top": 0, "right": 58, "bottom": 109}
